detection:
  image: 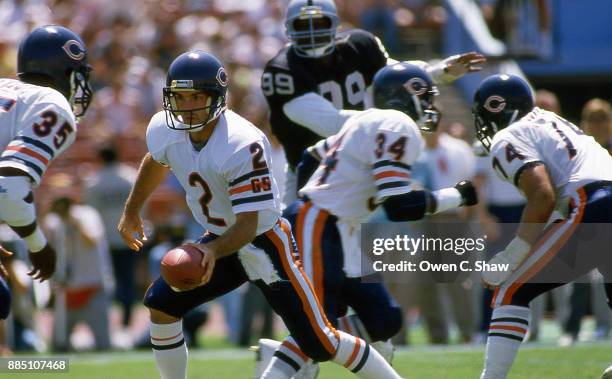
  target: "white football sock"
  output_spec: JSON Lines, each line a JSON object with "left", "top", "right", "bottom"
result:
{"left": 338, "top": 314, "right": 395, "bottom": 364}
{"left": 151, "top": 321, "right": 188, "bottom": 379}
{"left": 261, "top": 337, "right": 308, "bottom": 379}
{"left": 255, "top": 339, "right": 282, "bottom": 378}
{"left": 332, "top": 331, "right": 401, "bottom": 379}
{"left": 481, "top": 305, "right": 530, "bottom": 379}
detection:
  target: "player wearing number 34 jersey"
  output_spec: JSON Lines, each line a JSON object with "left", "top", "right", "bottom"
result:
{"left": 256, "top": 64, "right": 478, "bottom": 379}
{"left": 263, "top": 0, "right": 485, "bottom": 207}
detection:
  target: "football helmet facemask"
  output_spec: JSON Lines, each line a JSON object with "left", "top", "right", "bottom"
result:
{"left": 285, "top": 0, "right": 340, "bottom": 58}
{"left": 162, "top": 51, "right": 228, "bottom": 131}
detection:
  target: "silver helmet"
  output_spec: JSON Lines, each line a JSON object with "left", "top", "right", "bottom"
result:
{"left": 285, "top": 0, "right": 340, "bottom": 58}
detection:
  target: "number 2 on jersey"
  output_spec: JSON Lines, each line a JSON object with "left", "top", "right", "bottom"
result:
{"left": 249, "top": 143, "right": 267, "bottom": 169}
{"left": 189, "top": 173, "right": 227, "bottom": 227}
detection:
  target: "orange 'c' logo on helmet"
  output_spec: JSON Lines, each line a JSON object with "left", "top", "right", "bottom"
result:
{"left": 62, "top": 40, "right": 85, "bottom": 61}
{"left": 403, "top": 77, "right": 427, "bottom": 96}
{"left": 216, "top": 67, "right": 228, "bottom": 87}
{"left": 484, "top": 95, "right": 506, "bottom": 113}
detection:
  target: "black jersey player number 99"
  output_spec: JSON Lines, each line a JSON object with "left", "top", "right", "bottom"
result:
{"left": 262, "top": 71, "right": 367, "bottom": 109}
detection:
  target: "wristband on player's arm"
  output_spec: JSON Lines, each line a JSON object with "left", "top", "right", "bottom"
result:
{"left": 0, "top": 176, "right": 47, "bottom": 251}
{"left": 382, "top": 190, "right": 430, "bottom": 221}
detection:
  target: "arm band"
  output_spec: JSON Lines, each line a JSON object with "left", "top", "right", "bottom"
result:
{"left": 382, "top": 191, "right": 431, "bottom": 222}
{"left": 0, "top": 176, "right": 46, "bottom": 251}
{"left": 24, "top": 226, "right": 47, "bottom": 252}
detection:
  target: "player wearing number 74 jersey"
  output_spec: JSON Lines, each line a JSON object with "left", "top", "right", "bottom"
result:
{"left": 118, "top": 51, "right": 405, "bottom": 379}
{"left": 473, "top": 74, "right": 612, "bottom": 379}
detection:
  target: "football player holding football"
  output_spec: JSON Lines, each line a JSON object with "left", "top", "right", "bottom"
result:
{"left": 0, "top": 25, "right": 92, "bottom": 288}
{"left": 118, "top": 51, "right": 405, "bottom": 379}
{"left": 257, "top": 63, "right": 478, "bottom": 379}
{"left": 473, "top": 74, "right": 612, "bottom": 379}
{"left": 263, "top": 0, "right": 485, "bottom": 206}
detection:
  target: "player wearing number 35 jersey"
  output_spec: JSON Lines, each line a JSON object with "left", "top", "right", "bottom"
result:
{"left": 118, "top": 51, "right": 404, "bottom": 379}
{"left": 472, "top": 74, "right": 612, "bottom": 379}
{"left": 0, "top": 25, "right": 92, "bottom": 292}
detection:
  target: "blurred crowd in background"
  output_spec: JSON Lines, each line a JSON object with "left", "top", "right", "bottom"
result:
{"left": 0, "top": 0, "right": 610, "bottom": 354}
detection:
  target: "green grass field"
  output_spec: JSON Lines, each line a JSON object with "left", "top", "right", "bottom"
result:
{"left": 4, "top": 342, "right": 612, "bottom": 379}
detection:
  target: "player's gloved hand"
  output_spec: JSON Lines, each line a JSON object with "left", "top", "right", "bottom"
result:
{"left": 482, "top": 237, "right": 531, "bottom": 287}
{"left": 443, "top": 52, "right": 486, "bottom": 80}
{"left": 454, "top": 180, "right": 478, "bottom": 206}
{"left": 27, "top": 243, "right": 56, "bottom": 281}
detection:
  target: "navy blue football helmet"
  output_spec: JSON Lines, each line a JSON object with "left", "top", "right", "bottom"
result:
{"left": 162, "top": 51, "right": 228, "bottom": 131}
{"left": 285, "top": 0, "right": 340, "bottom": 58}
{"left": 472, "top": 74, "right": 534, "bottom": 150}
{"left": 372, "top": 62, "right": 440, "bottom": 132}
{"left": 17, "top": 25, "right": 92, "bottom": 117}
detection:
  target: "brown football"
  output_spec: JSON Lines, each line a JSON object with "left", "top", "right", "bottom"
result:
{"left": 160, "top": 245, "right": 205, "bottom": 291}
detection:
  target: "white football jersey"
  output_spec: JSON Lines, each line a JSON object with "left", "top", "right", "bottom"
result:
{"left": 146, "top": 110, "right": 281, "bottom": 235}
{"left": 300, "top": 108, "right": 422, "bottom": 222}
{"left": 490, "top": 107, "right": 612, "bottom": 201}
{"left": 0, "top": 78, "right": 77, "bottom": 185}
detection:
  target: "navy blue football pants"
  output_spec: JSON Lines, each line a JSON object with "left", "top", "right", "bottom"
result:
{"left": 283, "top": 199, "right": 403, "bottom": 342}
{"left": 492, "top": 181, "right": 612, "bottom": 310}
{"left": 144, "top": 219, "right": 341, "bottom": 362}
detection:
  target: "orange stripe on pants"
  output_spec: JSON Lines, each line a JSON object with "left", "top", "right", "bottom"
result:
{"left": 494, "top": 189, "right": 587, "bottom": 307}
{"left": 266, "top": 222, "right": 337, "bottom": 354}
{"left": 295, "top": 201, "right": 313, "bottom": 255}
{"left": 282, "top": 340, "right": 309, "bottom": 362}
{"left": 311, "top": 209, "right": 328, "bottom": 305}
